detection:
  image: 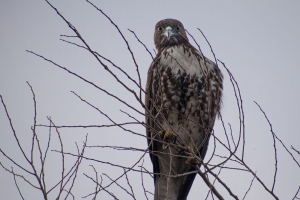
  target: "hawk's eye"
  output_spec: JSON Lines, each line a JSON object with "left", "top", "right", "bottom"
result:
{"left": 176, "top": 26, "right": 180, "bottom": 31}
{"left": 158, "top": 27, "right": 163, "bottom": 31}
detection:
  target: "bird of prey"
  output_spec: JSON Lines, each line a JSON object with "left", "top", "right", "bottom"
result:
{"left": 145, "top": 19, "right": 223, "bottom": 200}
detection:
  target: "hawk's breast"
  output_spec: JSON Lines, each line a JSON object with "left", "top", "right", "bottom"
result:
{"left": 159, "top": 45, "right": 215, "bottom": 78}
{"left": 151, "top": 45, "right": 222, "bottom": 136}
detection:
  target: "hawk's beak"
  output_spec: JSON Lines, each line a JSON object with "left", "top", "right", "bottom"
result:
{"left": 164, "top": 26, "right": 173, "bottom": 40}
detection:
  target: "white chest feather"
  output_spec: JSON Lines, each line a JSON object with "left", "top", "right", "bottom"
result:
{"left": 159, "top": 45, "right": 215, "bottom": 77}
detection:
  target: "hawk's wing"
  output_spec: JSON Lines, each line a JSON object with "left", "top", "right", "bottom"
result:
{"left": 145, "top": 57, "right": 160, "bottom": 182}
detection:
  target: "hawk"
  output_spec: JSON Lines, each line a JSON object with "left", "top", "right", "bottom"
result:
{"left": 145, "top": 19, "right": 223, "bottom": 200}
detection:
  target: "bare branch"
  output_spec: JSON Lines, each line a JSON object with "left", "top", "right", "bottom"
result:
{"left": 194, "top": 165, "right": 225, "bottom": 200}
{"left": 0, "top": 95, "right": 31, "bottom": 164}
{"left": 254, "top": 101, "right": 278, "bottom": 192}
{"left": 128, "top": 29, "right": 154, "bottom": 60}
{"left": 85, "top": 0, "right": 142, "bottom": 100}
{"left": 123, "top": 169, "right": 136, "bottom": 200}
{"left": 292, "top": 146, "right": 300, "bottom": 155}
{"left": 0, "top": 162, "right": 39, "bottom": 189}
{"left": 140, "top": 160, "right": 149, "bottom": 200}
{"left": 12, "top": 167, "right": 25, "bottom": 200}
{"left": 83, "top": 173, "right": 119, "bottom": 200}
{"left": 37, "top": 122, "right": 140, "bottom": 129}
{"left": 293, "top": 185, "right": 300, "bottom": 200}
{"left": 242, "top": 173, "right": 256, "bottom": 200}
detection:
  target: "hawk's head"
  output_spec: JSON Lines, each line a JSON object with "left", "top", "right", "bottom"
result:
{"left": 154, "top": 18, "right": 189, "bottom": 51}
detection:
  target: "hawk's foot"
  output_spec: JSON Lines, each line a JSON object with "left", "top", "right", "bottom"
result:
{"left": 158, "top": 128, "right": 177, "bottom": 149}
{"left": 185, "top": 156, "right": 200, "bottom": 165}
{"left": 184, "top": 146, "right": 201, "bottom": 165}
{"left": 185, "top": 157, "right": 192, "bottom": 164}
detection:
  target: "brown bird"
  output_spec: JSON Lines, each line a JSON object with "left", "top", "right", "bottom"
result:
{"left": 145, "top": 19, "right": 223, "bottom": 200}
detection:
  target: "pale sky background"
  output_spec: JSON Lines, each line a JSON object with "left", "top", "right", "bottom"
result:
{"left": 1, "top": 0, "right": 300, "bottom": 199}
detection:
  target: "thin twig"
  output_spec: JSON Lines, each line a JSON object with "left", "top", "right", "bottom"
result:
{"left": 123, "top": 169, "right": 136, "bottom": 200}
{"left": 292, "top": 146, "right": 300, "bottom": 155}
{"left": 254, "top": 101, "right": 278, "bottom": 192}
{"left": 86, "top": 0, "right": 142, "bottom": 101}
{"left": 242, "top": 173, "right": 256, "bottom": 200}
{"left": 128, "top": 29, "right": 154, "bottom": 60}
{"left": 194, "top": 166, "right": 225, "bottom": 200}
{"left": 12, "top": 167, "right": 25, "bottom": 200}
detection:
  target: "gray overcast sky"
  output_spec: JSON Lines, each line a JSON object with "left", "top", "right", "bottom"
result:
{"left": 1, "top": 0, "right": 300, "bottom": 199}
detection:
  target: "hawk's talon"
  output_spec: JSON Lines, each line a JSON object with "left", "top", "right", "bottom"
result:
{"left": 184, "top": 146, "right": 200, "bottom": 165}
{"left": 185, "top": 157, "right": 192, "bottom": 164}
{"left": 163, "top": 128, "right": 171, "bottom": 140}
{"left": 157, "top": 128, "right": 177, "bottom": 149}
{"left": 185, "top": 156, "right": 200, "bottom": 165}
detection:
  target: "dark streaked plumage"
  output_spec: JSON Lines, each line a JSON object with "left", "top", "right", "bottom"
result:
{"left": 145, "top": 19, "right": 223, "bottom": 200}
